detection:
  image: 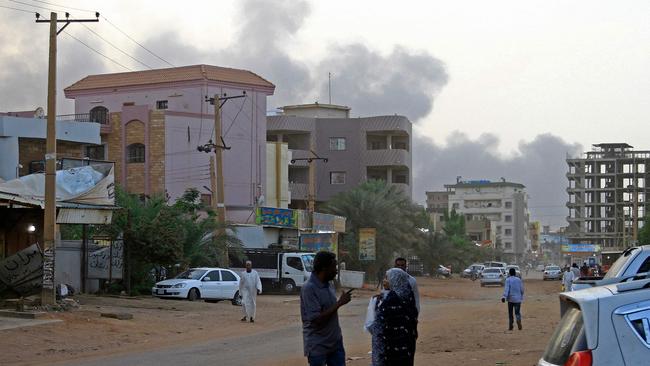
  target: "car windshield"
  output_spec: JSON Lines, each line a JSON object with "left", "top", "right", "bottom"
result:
{"left": 547, "top": 266, "right": 560, "bottom": 271}
{"left": 604, "top": 247, "right": 638, "bottom": 279}
{"left": 542, "top": 305, "right": 587, "bottom": 364}
{"left": 302, "top": 254, "right": 315, "bottom": 272}
{"left": 175, "top": 269, "right": 207, "bottom": 280}
{"left": 484, "top": 269, "right": 500, "bottom": 274}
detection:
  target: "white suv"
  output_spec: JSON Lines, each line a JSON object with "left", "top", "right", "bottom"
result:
{"left": 538, "top": 278, "right": 650, "bottom": 365}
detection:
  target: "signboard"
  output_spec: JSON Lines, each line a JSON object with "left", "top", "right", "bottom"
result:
{"left": 561, "top": 244, "right": 601, "bottom": 253}
{"left": 0, "top": 244, "right": 43, "bottom": 296}
{"left": 256, "top": 207, "right": 297, "bottom": 228}
{"left": 334, "top": 216, "right": 346, "bottom": 233}
{"left": 312, "top": 213, "right": 347, "bottom": 233}
{"left": 299, "top": 233, "right": 338, "bottom": 253}
{"left": 541, "top": 234, "right": 569, "bottom": 245}
{"left": 359, "top": 228, "right": 376, "bottom": 261}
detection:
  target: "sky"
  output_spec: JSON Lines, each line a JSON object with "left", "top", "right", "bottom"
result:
{"left": 0, "top": 0, "right": 648, "bottom": 228}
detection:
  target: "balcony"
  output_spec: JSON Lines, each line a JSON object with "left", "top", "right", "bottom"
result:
{"left": 289, "top": 183, "right": 308, "bottom": 200}
{"left": 289, "top": 149, "right": 311, "bottom": 167}
{"left": 362, "top": 149, "right": 409, "bottom": 167}
{"left": 54, "top": 113, "right": 112, "bottom": 134}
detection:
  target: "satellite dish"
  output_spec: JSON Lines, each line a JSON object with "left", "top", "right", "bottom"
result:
{"left": 34, "top": 107, "right": 45, "bottom": 118}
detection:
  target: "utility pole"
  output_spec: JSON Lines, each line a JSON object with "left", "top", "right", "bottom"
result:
{"left": 36, "top": 11, "right": 99, "bottom": 305}
{"left": 290, "top": 149, "right": 328, "bottom": 215}
{"left": 198, "top": 93, "right": 245, "bottom": 266}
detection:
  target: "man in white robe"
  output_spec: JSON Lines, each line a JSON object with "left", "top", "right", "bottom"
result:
{"left": 240, "top": 260, "right": 262, "bottom": 323}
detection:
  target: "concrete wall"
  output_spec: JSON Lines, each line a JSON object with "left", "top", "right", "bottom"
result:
{"left": 265, "top": 142, "right": 290, "bottom": 208}
{"left": 0, "top": 116, "right": 101, "bottom": 181}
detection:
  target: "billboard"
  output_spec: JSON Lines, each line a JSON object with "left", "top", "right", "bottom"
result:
{"left": 299, "top": 233, "right": 338, "bottom": 253}
{"left": 561, "top": 244, "right": 601, "bottom": 253}
{"left": 256, "top": 207, "right": 298, "bottom": 228}
{"left": 359, "top": 228, "right": 376, "bottom": 261}
{"left": 312, "top": 213, "right": 347, "bottom": 233}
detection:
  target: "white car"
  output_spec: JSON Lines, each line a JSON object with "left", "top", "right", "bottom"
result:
{"left": 152, "top": 267, "right": 242, "bottom": 305}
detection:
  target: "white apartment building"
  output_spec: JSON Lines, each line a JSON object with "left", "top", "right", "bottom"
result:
{"left": 444, "top": 180, "right": 531, "bottom": 263}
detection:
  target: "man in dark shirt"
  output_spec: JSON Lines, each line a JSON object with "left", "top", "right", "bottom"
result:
{"left": 300, "top": 251, "right": 352, "bottom": 366}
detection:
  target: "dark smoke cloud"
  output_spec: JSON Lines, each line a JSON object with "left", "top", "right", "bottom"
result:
{"left": 0, "top": 13, "right": 113, "bottom": 114}
{"left": 413, "top": 132, "right": 583, "bottom": 228}
{"left": 317, "top": 44, "right": 448, "bottom": 120}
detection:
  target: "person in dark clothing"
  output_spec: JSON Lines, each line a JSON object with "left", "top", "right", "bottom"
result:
{"left": 580, "top": 262, "right": 590, "bottom": 277}
{"left": 370, "top": 268, "right": 418, "bottom": 366}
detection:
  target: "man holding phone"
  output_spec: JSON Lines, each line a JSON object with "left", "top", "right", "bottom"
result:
{"left": 301, "top": 251, "right": 352, "bottom": 366}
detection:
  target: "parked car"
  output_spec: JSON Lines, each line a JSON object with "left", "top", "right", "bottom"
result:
{"left": 436, "top": 264, "right": 452, "bottom": 279}
{"left": 536, "top": 264, "right": 546, "bottom": 272}
{"left": 152, "top": 267, "right": 242, "bottom": 305}
{"left": 484, "top": 261, "right": 507, "bottom": 269}
{"left": 543, "top": 265, "right": 562, "bottom": 281}
{"left": 480, "top": 267, "right": 505, "bottom": 287}
{"left": 537, "top": 278, "right": 650, "bottom": 365}
{"left": 572, "top": 245, "right": 650, "bottom": 291}
{"left": 462, "top": 264, "right": 485, "bottom": 278}
{"left": 505, "top": 265, "right": 522, "bottom": 278}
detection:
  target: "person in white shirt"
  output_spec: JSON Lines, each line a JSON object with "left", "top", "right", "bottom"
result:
{"left": 240, "top": 260, "right": 262, "bottom": 323}
{"left": 562, "top": 266, "right": 575, "bottom": 292}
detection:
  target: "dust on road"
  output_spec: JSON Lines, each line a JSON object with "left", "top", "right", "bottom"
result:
{"left": 0, "top": 274, "right": 562, "bottom": 366}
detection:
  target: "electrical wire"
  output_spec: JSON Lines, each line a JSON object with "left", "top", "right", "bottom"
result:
{"left": 62, "top": 31, "right": 132, "bottom": 71}
{"left": 101, "top": 15, "right": 175, "bottom": 68}
{"left": 0, "top": 3, "right": 34, "bottom": 12}
{"left": 30, "top": 0, "right": 94, "bottom": 13}
{"left": 77, "top": 21, "right": 153, "bottom": 69}
{"left": 224, "top": 96, "right": 248, "bottom": 137}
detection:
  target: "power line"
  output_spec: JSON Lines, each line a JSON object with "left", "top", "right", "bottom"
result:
{"left": 30, "top": 0, "right": 94, "bottom": 13}
{"left": 77, "top": 22, "right": 153, "bottom": 69}
{"left": 0, "top": 3, "right": 34, "bottom": 12}
{"left": 100, "top": 15, "right": 175, "bottom": 68}
{"left": 62, "top": 31, "right": 133, "bottom": 71}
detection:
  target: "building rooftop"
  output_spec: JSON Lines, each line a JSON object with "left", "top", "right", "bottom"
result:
{"left": 281, "top": 103, "right": 351, "bottom": 111}
{"left": 592, "top": 143, "right": 633, "bottom": 149}
{"left": 444, "top": 180, "right": 525, "bottom": 189}
{"left": 64, "top": 64, "right": 275, "bottom": 93}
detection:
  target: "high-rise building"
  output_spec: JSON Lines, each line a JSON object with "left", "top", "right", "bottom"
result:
{"left": 425, "top": 191, "right": 450, "bottom": 233}
{"left": 566, "top": 143, "right": 649, "bottom": 250}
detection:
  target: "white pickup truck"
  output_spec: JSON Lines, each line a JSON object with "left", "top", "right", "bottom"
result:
{"left": 571, "top": 245, "right": 650, "bottom": 291}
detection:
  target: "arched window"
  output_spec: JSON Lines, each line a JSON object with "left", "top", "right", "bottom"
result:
{"left": 89, "top": 106, "right": 108, "bottom": 124}
{"left": 127, "top": 143, "right": 145, "bottom": 163}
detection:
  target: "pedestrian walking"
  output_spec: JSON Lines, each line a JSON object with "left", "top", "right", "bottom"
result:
{"left": 562, "top": 266, "right": 575, "bottom": 292}
{"left": 394, "top": 257, "right": 420, "bottom": 314}
{"left": 368, "top": 268, "right": 418, "bottom": 366}
{"left": 502, "top": 267, "right": 525, "bottom": 330}
{"left": 300, "top": 251, "right": 351, "bottom": 366}
{"left": 571, "top": 263, "right": 580, "bottom": 278}
{"left": 239, "top": 260, "right": 262, "bottom": 323}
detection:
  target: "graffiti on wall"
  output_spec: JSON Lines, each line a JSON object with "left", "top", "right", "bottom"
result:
{"left": 87, "top": 240, "right": 124, "bottom": 279}
{"left": 0, "top": 244, "right": 43, "bottom": 296}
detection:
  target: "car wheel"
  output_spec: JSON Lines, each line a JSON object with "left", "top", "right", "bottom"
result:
{"left": 232, "top": 291, "right": 242, "bottom": 306}
{"left": 283, "top": 279, "right": 296, "bottom": 294}
{"left": 187, "top": 288, "right": 200, "bottom": 301}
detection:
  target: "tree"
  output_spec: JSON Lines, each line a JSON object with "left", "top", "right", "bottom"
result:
{"left": 99, "top": 187, "right": 241, "bottom": 294}
{"left": 323, "top": 180, "right": 428, "bottom": 272}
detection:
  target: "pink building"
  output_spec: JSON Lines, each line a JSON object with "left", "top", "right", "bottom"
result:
{"left": 64, "top": 65, "right": 275, "bottom": 223}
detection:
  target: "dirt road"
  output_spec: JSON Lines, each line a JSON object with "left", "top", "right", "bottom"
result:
{"left": 0, "top": 273, "right": 563, "bottom": 366}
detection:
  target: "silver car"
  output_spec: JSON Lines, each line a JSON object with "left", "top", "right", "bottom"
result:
{"left": 480, "top": 267, "right": 505, "bottom": 287}
{"left": 538, "top": 278, "right": 650, "bottom": 365}
{"left": 543, "top": 265, "right": 562, "bottom": 280}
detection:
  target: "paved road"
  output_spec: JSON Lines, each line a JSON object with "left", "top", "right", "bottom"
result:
{"left": 61, "top": 299, "right": 370, "bottom": 366}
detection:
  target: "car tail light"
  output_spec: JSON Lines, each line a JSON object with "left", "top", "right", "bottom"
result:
{"left": 564, "top": 350, "right": 592, "bottom": 366}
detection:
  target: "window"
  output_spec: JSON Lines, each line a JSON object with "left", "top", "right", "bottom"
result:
{"left": 203, "top": 270, "right": 220, "bottom": 282}
{"left": 505, "top": 242, "right": 512, "bottom": 249}
{"left": 329, "top": 137, "right": 346, "bottom": 151}
{"left": 505, "top": 215, "right": 512, "bottom": 222}
{"left": 156, "top": 100, "right": 168, "bottom": 110}
{"left": 220, "top": 270, "right": 237, "bottom": 282}
{"left": 85, "top": 145, "right": 106, "bottom": 160}
{"left": 505, "top": 201, "right": 512, "bottom": 209}
{"left": 89, "top": 106, "right": 108, "bottom": 124}
{"left": 505, "top": 228, "right": 512, "bottom": 236}
{"left": 330, "top": 171, "right": 346, "bottom": 185}
{"left": 127, "top": 143, "right": 145, "bottom": 163}
{"left": 393, "top": 141, "right": 408, "bottom": 150}
{"left": 286, "top": 257, "right": 304, "bottom": 271}
{"left": 452, "top": 203, "right": 459, "bottom": 209}
{"left": 370, "top": 141, "right": 386, "bottom": 150}
{"left": 394, "top": 174, "right": 408, "bottom": 184}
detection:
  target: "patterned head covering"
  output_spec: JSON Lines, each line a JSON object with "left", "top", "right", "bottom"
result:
{"left": 386, "top": 268, "right": 411, "bottom": 299}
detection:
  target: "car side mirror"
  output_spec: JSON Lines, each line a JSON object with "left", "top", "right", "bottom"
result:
{"left": 202, "top": 277, "right": 211, "bottom": 281}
